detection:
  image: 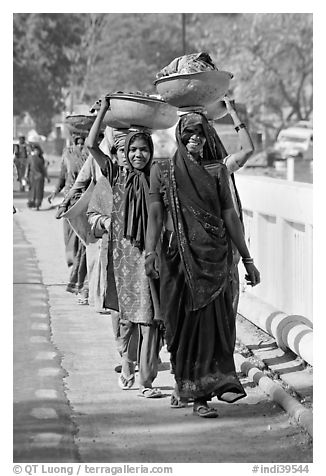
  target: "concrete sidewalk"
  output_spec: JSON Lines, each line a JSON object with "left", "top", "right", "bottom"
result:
{"left": 13, "top": 189, "right": 312, "bottom": 463}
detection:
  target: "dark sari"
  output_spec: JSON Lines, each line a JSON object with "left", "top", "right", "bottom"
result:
{"left": 26, "top": 154, "right": 46, "bottom": 208}
{"left": 151, "top": 113, "right": 246, "bottom": 401}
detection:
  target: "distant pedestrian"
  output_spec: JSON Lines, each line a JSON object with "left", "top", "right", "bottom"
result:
{"left": 24, "top": 143, "right": 49, "bottom": 210}
{"left": 14, "top": 135, "right": 31, "bottom": 191}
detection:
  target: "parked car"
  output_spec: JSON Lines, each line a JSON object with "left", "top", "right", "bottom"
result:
{"left": 273, "top": 126, "right": 313, "bottom": 160}
{"left": 293, "top": 120, "right": 313, "bottom": 129}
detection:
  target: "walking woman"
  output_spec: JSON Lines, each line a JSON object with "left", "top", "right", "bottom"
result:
{"left": 86, "top": 96, "right": 162, "bottom": 398}
{"left": 145, "top": 112, "right": 260, "bottom": 417}
{"left": 54, "top": 134, "right": 90, "bottom": 301}
{"left": 25, "top": 143, "right": 49, "bottom": 210}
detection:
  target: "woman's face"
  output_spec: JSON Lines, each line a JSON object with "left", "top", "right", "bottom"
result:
{"left": 128, "top": 137, "right": 151, "bottom": 170}
{"left": 31, "top": 147, "right": 40, "bottom": 156}
{"left": 75, "top": 138, "right": 85, "bottom": 150}
{"left": 183, "top": 124, "right": 206, "bottom": 157}
{"left": 116, "top": 145, "right": 127, "bottom": 167}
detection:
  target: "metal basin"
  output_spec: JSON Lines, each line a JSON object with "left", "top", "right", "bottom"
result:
{"left": 64, "top": 115, "right": 96, "bottom": 134}
{"left": 205, "top": 99, "right": 229, "bottom": 120}
{"left": 102, "top": 109, "right": 130, "bottom": 129}
{"left": 107, "top": 93, "right": 179, "bottom": 130}
{"left": 154, "top": 70, "right": 233, "bottom": 108}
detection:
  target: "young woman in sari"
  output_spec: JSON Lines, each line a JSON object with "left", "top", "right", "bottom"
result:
{"left": 145, "top": 112, "right": 260, "bottom": 417}
{"left": 25, "top": 143, "right": 49, "bottom": 210}
{"left": 86, "top": 96, "right": 162, "bottom": 398}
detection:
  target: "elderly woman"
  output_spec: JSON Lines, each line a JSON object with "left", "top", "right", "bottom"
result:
{"left": 86, "top": 97, "right": 162, "bottom": 398}
{"left": 145, "top": 112, "right": 260, "bottom": 418}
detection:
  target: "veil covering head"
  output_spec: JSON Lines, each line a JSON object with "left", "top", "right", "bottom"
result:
{"left": 123, "top": 131, "right": 154, "bottom": 252}
{"left": 110, "top": 128, "right": 130, "bottom": 156}
{"left": 101, "top": 126, "right": 129, "bottom": 157}
{"left": 166, "top": 112, "right": 233, "bottom": 311}
{"left": 177, "top": 112, "right": 227, "bottom": 163}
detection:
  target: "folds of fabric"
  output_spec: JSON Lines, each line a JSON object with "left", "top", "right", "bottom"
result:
{"left": 160, "top": 230, "right": 246, "bottom": 401}
{"left": 165, "top": 115, "right": 232, "bottom": 311}
{"left": 86, "top": 175, "right": 118, "bottom": 311}
{"left": 123, "top": 172, "right": 150, "bottom": 252}
{"left": 66, "top": 239, "right": 87, "bottom": 294}
{"left": 123, "top": 131, "right": 153, "bottom": 252}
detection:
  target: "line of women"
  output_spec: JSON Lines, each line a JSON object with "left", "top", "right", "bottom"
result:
{"left": 55, "top": 90, "right": 260, "bottom": 418}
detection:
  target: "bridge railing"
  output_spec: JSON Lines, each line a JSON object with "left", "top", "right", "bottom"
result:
{"left": 236, "top": 174, "right": 313, "bottom": 324}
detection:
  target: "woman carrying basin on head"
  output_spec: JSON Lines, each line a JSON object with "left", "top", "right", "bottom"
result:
{"left": 86, "top": 96, "right": 163, "bottom": 399}
{"left": 145, "top": 111, "right": 260, "bottom": 417}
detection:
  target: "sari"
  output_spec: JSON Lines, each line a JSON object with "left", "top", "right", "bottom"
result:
{"left": 150, "top": 113, "right": 246, "bottom": 401}
{"left": 26, "top": 154, "right": 46, "bottom": 208}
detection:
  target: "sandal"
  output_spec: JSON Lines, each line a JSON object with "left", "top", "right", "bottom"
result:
{"left": 193, "top": 403, "right": 219, "bottom": 418}
{"left": 170, "top": 391, "right": 187, "bottom": 408}
{"left": 138, "top": 387, "right": 162, "bottom": 398}
{"left": 77, "top": 291, "right": 89, "bottom": 305}
{"left": 118, "top": 373, "right": 135, "bottom": 390}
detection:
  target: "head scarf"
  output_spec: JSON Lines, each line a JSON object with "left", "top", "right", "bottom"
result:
{"left": 110, "top": 130, "right": 129, "bottom": 155}
{"left": 166, "top": 112, "right": 232, "bottom": 310}
{"left": 72, "top": 134, "right": 85, "bottom": 146}
{"left": 30, "top": 143, "right": 45, "bottom": 160}
{"left": 178, "top": 112, "right": 227, "bottom": 164}
{"left": 123, "top": 131, "right": 154, "bottom": 252}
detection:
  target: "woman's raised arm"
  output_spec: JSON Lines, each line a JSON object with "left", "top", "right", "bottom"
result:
{"left": 223, "top": 96, "right": 255, "bottom": 172}
{"left": 86, "top": 96, "right": 111, "bottom": 171}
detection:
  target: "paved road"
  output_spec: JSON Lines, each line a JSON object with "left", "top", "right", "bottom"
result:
{"left": 13, "top": 186, "right": 312, "bottom": 464}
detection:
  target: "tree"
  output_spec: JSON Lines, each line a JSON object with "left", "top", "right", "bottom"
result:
{"left": 13, "top": 13, "right": 312, "bottom": 142}
{"left": 233, "top": 13, "right": 312, "bottom": 141}
{"left": 186, "top": 13, "right": 312, "bottom": 141}
{"left": 63, "top": 13, "right": 110, "bottom": 110}
{"left": 83, "top": 13, "right": 194, "bottom": 98}
{"left": 13, "top": 13, "right": 85, "bottom": 135}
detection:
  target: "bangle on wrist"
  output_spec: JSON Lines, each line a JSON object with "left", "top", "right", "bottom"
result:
{"left": 242, "top": 257, "right": 254, "bottom": 264}
{"left": 145, "top": 251, "right": 157, "bottom": 259}
{"left": 235, "top": 123, "right": 246, "bottom": 133}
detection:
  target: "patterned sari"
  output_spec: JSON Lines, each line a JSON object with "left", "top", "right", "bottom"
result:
{"left": 151, "top": 113, "right": 246, "bottom": 401}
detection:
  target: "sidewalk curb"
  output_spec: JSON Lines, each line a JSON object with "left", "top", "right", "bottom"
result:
{"left": 235, "top": 353, "right": 313, "bottom": 438}
{"left": 238, "top": 293, "right": 313, "bottom": 366}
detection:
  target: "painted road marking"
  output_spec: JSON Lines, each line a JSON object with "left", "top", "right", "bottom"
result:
{"left": 30, "top": 336, "right": 48, "bottom": 344}
{"left": 31, "top": 323, "right": 48, "bottom": 331}
{"left": 35, "top": 389, "right": 58, "bottom": 399}
{"left": 31, "top": 432, "right": 62, "bottom": 446}
{"left": 38, "top": 367, "right": 61, "bottom": 377}
{"left": 35, "top": 351, "right": 57, "bottom": 361}
{"left": 30, "top": 407, "right": 58, "bottom": 419}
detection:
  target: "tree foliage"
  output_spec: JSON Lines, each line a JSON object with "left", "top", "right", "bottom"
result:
{"left": 194, "top": 13, "right": 313, "bottom": 139}
{"left": 13, "top": 13, "right": 85, "bottom": 135}
{"left": 13, "top": 13, "right": 312, "bottom": 141}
